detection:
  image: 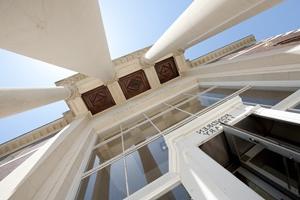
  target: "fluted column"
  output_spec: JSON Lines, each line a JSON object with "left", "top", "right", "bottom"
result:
{"left": 143, "top": 0, "right": 281, "bottom": 64}
{"left": 0, "top": 87, "right": 72, "bottom": 118}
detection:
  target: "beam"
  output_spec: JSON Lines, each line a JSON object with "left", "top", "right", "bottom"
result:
{"left": 144, "top": 0, "right": 281, "bottom": 64}
{"left": 0, "top": 0, "right": 114, "bottom": 82}
{"left": 0, "top": 87, "right": 71, "bottom": 118}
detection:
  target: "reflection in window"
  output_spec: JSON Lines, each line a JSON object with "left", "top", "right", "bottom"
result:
{"left": 294, "top": 103, "right": 300, "bottom": 110}
{"left": 123, "top": 122, "right": 159, "bottom": 150}
{"left": 185, "top": 86, "right": 208, "bottom": 96}
{"left": 78, "top": 137, "right": 169, "bottom": 199}
{"left": 126, "top": 137, "right": 168, "bottom": 194}
{"left": 77, "top": 158, "right": 127, "bottom": 200}
{"left": 86, "top": 137, "right": 122, "bottom": 171}
{"left": 177, "top": 97, "right": 207, "bottom": 114}
{"left": 121, "top": 114, "right": 147, "bottom": 132}
{"left": 144, "top": 103, "right": 171, "bottom": 119}
{"left": 156, "top": 184, "right": 191, "bottom": 200}
{"left": 151, "top": 108, "right": 190, "bottom": 132}
{"left": 95, "top": 126, "right": 121, "bottom": 144}
{"left": 165, "top": 94, "right": 193, "bottom": 107}
{"left": 239, "top": 88, "right": 295, "bottom": 107}
{"left": 198, "top": 88, "right": 238, "bottom": 107}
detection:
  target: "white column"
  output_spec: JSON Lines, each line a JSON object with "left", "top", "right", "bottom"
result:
{"left": 0, "top": 87, "right": 71, "bottom": 118}
{"left": 144, "top": 0, "right": 281, "bottom": 64}
{"left": 0, "top": 0, "right": 114, "bottom": 82}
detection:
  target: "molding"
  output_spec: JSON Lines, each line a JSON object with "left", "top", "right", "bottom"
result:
{"left": 55, "top": 47, "right": 151, "bottom": 87}
{"left": 55, "top": 73, "right": 87, "bottom": 87}
{"left": 113, "top": 47, "right": 150, "bottom": 66}
{"left": 184, "top": 44, "right": 300, "bottom": 80}
{"left": 190, "top": 35, "right": 256, "bottom": 67}
{"left": 0, "top": 111, "right": 74, "bottom": 159}
{"left": 198, "top": 81, "right": 300, "bottom": 88}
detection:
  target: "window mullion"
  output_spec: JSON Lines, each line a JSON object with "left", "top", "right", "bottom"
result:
{"left": 121, "top": 125, "right": 130, "bottom": 197}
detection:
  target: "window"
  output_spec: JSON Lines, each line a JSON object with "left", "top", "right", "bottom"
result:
{"left": 198, "top": 87, "right": 239, "bottom": 107}
{"left": 156, "top": 184, "right": 191, "bottom": 200}
{"left": 126, "top": 137, "right": 168, "bottom": 194}
{"left": 77, "top": 137, "right": 168, "bottom": 199}
{"left": 239, "top": 87, "right": 296, "bottom": 107}
{"left": 288, "top": 102, "right": 300, "bottom": 114}
{"left": 78, "top": 85, "right": 251, "bottom": 198}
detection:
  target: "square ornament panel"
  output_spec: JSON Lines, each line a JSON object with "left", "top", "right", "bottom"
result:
{"left": 154, "top": 57, "right": 179, "bottom": 84}
{"left": 118, "top": 69, "right": 151, "bottom": 99}
{"left": 82, "top": 85, "right": 116, "bottom": 115}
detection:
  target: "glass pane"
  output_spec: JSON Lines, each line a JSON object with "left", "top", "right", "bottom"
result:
{"left": 144, "top": 103, "right": 171, "bottom": 119}
{"left": 165, "top": 94, "right": 193, "bottom": 107}
{"left": 185, "top": 86, "right": 209, "bottom": 96}
{"left": 294, "top": 103, "right": 300, "bottom": 110}
{"left": 240, "top": 87, "right": 295, "bottom": 106}
{"left": 121, "top": 114, "right": 147, "bottom": 132}
{"left": 123, "top": 122, "right": 159, "bottom": 150}
{"left": 177, "top": 96, "right": 207, "bottom": 114}
{"left": 86, "top": 137, "right": 122, "bottom": 171}
{"left": 126, "top": 137, "right": 168, "bottom": 194}
{"left": 198, "top": 87, "right": 238, "bottom": 107}
{"left": 77, "top": 159, "right": 127, "bottom": 200}
{"left": 151, "top": 108, "right": 190, "bottom": 132}
{"left": 156, "top": 184, "right": 191, "bottom": 200}
{"left": 289, "top": 103, "right": 300, "bottom": 114}
{"left": 96, "top": 126, "right": 121, "bottom": 144}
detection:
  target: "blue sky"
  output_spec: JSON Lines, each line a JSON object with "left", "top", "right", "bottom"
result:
{"left": 0, "top": 0, "right": 300, "bottom": 144}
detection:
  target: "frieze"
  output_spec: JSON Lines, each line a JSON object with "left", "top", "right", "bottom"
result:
{"left": 55, "top": 73, "right": 87, "bottom": 86}
{"left": 113, "top": 47, "right": 150, "bottom": 66}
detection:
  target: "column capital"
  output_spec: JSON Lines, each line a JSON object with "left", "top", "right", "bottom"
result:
{"left": 139, "top": 56, "right": 153, "bottom": 69}
{"left": 173, "top": 48, "right": 185, "bottom": 56}
{"left": 103, "top": 72, "right": 119, "bottom": 86}
{"left": 65, "top": 85, "right": 80, "bottom": 100}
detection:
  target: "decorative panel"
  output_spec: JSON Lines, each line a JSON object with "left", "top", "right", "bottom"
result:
{"left": 118, "top": 69, "right": 151, "bottom": 99}
{"left": 82, "top": 85, "right": 116, "bottom": 115}
{"left": 154, "top": 57, "right": 179, "bottom": 84}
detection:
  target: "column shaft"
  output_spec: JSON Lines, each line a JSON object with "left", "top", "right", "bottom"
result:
{"left": 144, "top": 0, "right": 281, "bottom": 63}
{"left": 0, "top": 87, "right": 71, "bottom": 118}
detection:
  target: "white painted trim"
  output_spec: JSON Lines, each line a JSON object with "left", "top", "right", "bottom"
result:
{"left": 65, "top": 130, "right": 97, "bottom": 200}
{"left": 198, "top": 80, "right": 300, "bottom": 88}
{"left": 124, "top": 172, "right": 180, "bottom": 200}
{"left": 273, "top": 89, "right": 300, "bottom": 110}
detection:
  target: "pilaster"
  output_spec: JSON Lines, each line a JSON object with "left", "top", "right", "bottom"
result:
{"left": 107, "top": 81, "right": 127, "bottom": 105}
{"left": 143, "top": 67, "right": 161, "bottom": 90}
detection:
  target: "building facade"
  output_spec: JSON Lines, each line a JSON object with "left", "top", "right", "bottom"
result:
{"left": 0, "top": 28, "right": 300, "bottom": 200}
